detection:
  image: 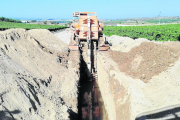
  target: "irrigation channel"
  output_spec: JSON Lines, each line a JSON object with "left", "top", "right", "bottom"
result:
{"left": 77, "top": 41, "right": 106, "bottom": 120}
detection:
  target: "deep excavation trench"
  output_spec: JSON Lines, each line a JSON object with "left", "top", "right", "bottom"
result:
{"left": 77, "top": 44, "right": 107, "bottom": 120}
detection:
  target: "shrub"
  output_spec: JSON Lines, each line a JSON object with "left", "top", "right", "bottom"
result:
{"left": 43, "top": 21, "right": 47, "bottom": 24}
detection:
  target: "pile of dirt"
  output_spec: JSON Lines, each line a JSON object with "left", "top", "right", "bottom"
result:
{"left": 53, "top": 28, "right": 72, "bottom": 44}
{"left": 109, "top": 41, "right": 180, "bottom": 82}
{"left": 29, "top": 29, "right": 68, "bottom": 54}
{"left": 107, "top": 35, "right": 149, "bottom": 52}
{"left": 0, "top": 29, "right": 79, "bottom": 120}
{"left": 98, "top": 35, "right": 180, "bottom": 119}
{"left": 97, "top": 50, "right": 180, "bottom": 119}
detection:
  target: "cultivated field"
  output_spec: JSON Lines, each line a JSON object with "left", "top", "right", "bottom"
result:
{"left": 104, "top": 24, "right": 180, "bottom": 41}
{"left": 0, "top": 21, "right": 66, "bottom": 31}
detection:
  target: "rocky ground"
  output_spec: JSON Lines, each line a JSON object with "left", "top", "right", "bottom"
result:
{"left": 1, "top": 28, "right": 180, "bottom": 120}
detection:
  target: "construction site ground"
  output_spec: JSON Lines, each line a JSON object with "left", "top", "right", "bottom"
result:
{"left": 0, "top": 28, "right": 180, "bottom": 120}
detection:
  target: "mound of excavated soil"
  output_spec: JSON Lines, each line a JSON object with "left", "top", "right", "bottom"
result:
{"left": 97, "top": 35, "right": 180, "bottom": 120}
{"left": 107, "top": 35, "right": 149, "bottom": 52}
{"left": 109, "top": 41, "right": 180, "bottom": 82}
{"left": 29, "top": 29, "right": 68, "bottom": 54}
{"left": 53, "top": 28, "right": 72, "bottom": 45}
{"left": 0, "top": 29, "right": 79, "bottom": 120}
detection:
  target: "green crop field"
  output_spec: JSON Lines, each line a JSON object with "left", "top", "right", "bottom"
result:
{"left": 0, "top": 21, "right": 66, "bottom": 31}
{"left": 104, "top": 24, "right": 180, "bottom": 41}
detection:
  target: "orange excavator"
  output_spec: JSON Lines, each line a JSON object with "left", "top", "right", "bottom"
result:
{"left": 69, "top": 12, "right": 109, "bottom": 78}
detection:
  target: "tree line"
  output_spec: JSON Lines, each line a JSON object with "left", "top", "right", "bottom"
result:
{"left": 0, "top": 17, "right": 22, "bottom": 23}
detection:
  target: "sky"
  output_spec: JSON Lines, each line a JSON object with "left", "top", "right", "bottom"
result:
{"left": 0, "top": 0, "right": 179, "bottom": 19}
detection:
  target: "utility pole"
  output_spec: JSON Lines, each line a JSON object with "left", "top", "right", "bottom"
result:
{"left": 158, "top": 12, "right": 161, "bottom": 25}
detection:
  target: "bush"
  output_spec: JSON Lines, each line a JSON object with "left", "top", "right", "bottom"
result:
{"left": 31, "top": 20, "right": 37, "bottom": 22}
{"left": 43, "top": 21, "right": 47, "bottom": 24}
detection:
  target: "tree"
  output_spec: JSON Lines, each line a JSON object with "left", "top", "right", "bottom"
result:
{"left": 31, "top": 20, "right": 37, "bottom": 22}
{"left": 136, "top": 20, "right": 138, "bottom": 25}
{"left": 43, "top": 21, "right": 47, "bottom": 24}
{"left": 0, "top": 17, "right": 5, "bottom": 21}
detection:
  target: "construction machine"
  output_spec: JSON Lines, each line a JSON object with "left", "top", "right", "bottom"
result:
{"left": 69, "top": 12, "right": 109, "bottom": 80}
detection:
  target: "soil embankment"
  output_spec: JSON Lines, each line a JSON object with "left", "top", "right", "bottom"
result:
{"left": 0, "top": 29, "right": 79, "bottom": 120}
{"left": 53, "top": 28, "right": 72, "bottom": 44}
{"left": 109, "top": 42, "right": 180, "bottom": 82}
{"left": 97, "top": 35, "right": 180, "bottom": 120}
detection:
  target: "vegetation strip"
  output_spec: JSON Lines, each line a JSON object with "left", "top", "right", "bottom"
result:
{"left": 104, "top": 24, "right": 180, "bottom": 41}
{"left": 0, "top": 21, "right": 66, "bottom": 31}
{"left": 0, "top": 17, "right": 22, "bottom": 23}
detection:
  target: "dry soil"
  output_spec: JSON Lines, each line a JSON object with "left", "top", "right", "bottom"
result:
{"left": 1, "top": 28, "right": 180, "bottom": 120}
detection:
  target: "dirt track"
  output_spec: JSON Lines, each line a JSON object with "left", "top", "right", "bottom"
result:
{"left": 1, "top": 28, "right": 180, "bottom": 120}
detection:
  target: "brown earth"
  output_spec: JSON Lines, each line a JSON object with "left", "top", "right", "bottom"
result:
{"left": 1, "top": 28, "right": 180, "bottom": 120}
{"left": 109, "top": 42, "right": 180, "bottom": 82}
{"left": 109, "top": 75, "right": 130, "bottom": 120}
{"left": 98, "top": 35, "right": 180, "bottom": 120}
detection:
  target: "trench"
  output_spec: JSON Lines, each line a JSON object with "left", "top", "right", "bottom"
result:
{"left": 77, "top": 46, "right": 107, "bottom": 120}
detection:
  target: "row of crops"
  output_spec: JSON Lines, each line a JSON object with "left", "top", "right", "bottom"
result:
{"left": 103, "top": 24, "right": 180, "bottom": 41}
{"left": 0, "top": 21, "right": 66, "bottom": 31}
